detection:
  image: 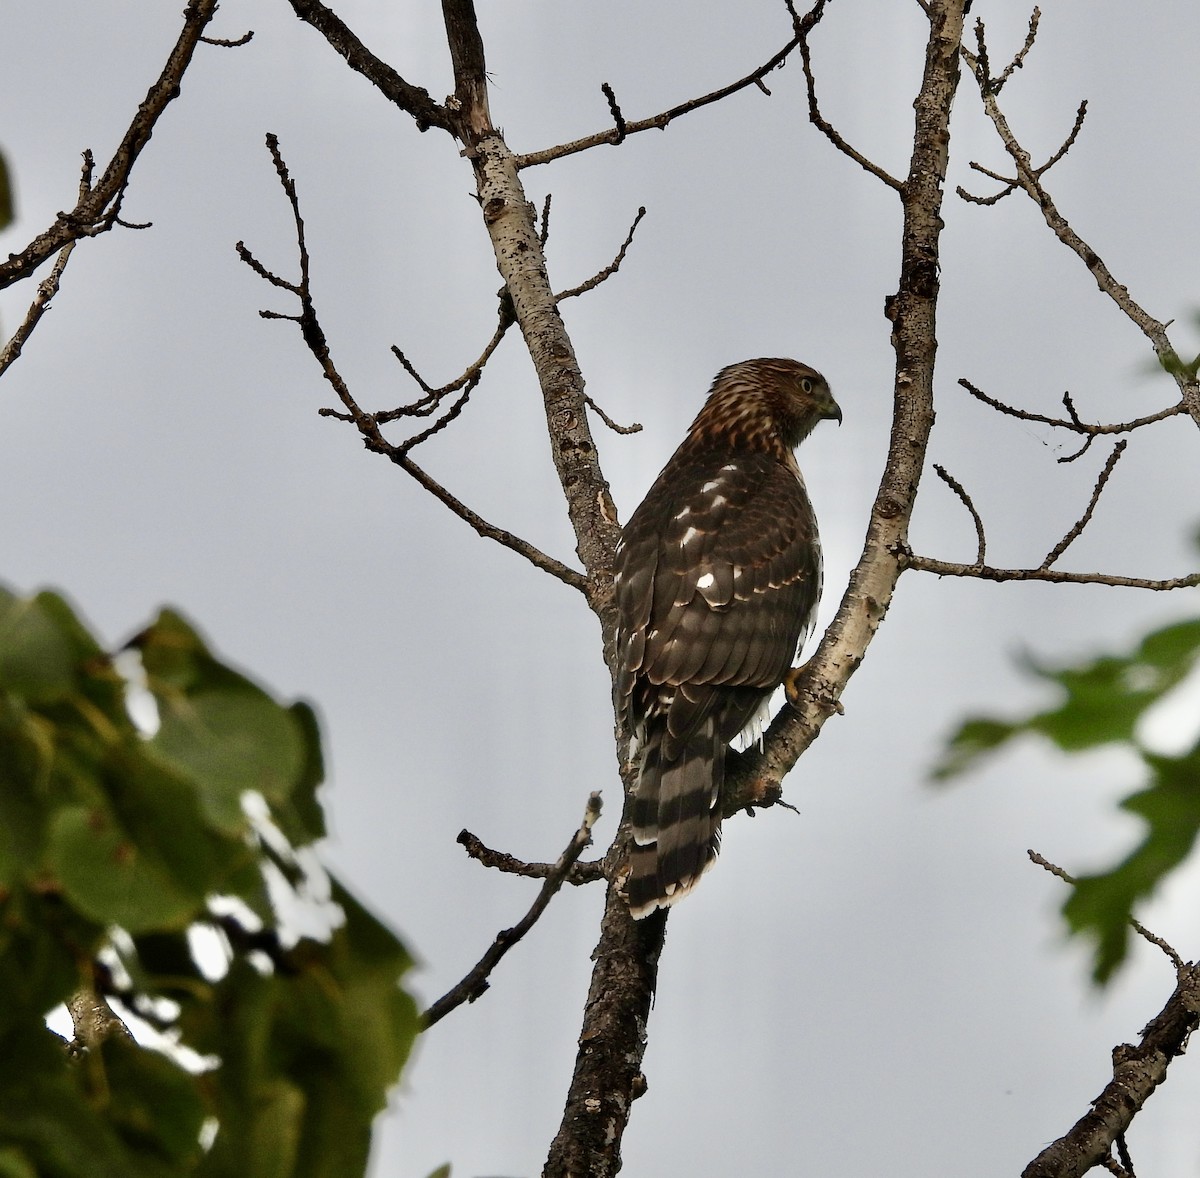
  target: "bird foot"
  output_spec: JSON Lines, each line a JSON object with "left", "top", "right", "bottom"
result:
{"left": 783, "top": 662, "right": 809, "bottom": 706}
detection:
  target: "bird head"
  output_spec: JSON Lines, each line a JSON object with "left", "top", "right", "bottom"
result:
{"left": 691, "top": 357, "right": 841, "bottom": 455}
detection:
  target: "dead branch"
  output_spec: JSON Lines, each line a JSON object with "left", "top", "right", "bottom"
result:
{"left": 283, "top": 0, "right": 451, "bottom": 133}
{"left": 958, "top": 379, "right": 1185, "bottom": 462}
{"left": 555, "top": 206, "right": 647, "bottom": 303}
{"left": 1027, "top": 852, "right": 1185, "bottom": 971}
{"left": 380, "top": 294, "right": 514, "bottom": 423}
{"left": 796, "top": 0, "right": 904, "bottom": 190}
{"left": 961, "top": 18, "right": 1200, "bottom": 431}
{"left": 238, "top": 134, "right": 588, "bottom": 595}
{"left": 958, "top": 99, "right": 1087, "bottom": 206}
{"left": 1040, "top": 441, "right": 1126, "bottom": 568}
{"left": 1022, "top": 850, "right": 1198, "bottom": 1178}
{"left": 600, "top": 82, "right": 627, "bottom": 145}
{"left": 0, "top": 239, "right": 77, "bottom": 378}
{"left": 421, "top": 793, "right": 602, "bottom": 1028}
{"left": 200, "top": 29, "right": 254, "bottom": 48}
{"left": 457, "top": 828, "right": 606, "bottom": 886}
{"left": 903, "top": 554, "right": 1200, "bottom": 592}
{"left": 0, "top": 0, "right": 221, "bottom": 292}
{"left": 991, "top": 6, "right": 1040, "bottom": 93}
{"left": 933, "top": 463, "right": 986, "bottom": 566}
{"left": 516, "top": 5, "right": 808, "bottom": 169}
{"left": 67, "top": 988, "right": 134, "bottom": 1053}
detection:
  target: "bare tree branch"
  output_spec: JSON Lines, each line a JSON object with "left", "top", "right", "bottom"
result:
{"left": 796, "top": 0, "right": 905, "bottom": 190}
{"left": 600, "top": 82, "right": 628, "bottom": 145}
{"left": 902, "top": 554, "right": 1200, "bottom": 592}
{"left": 961, "top": 21, "right": 1200, "bottom": 431}
{"left": 555, "top": 206, "right": 647, "bottom": 304}
{"left": 516, "top": 7, "right": 807, "bottom": 169}
{"left": 0, "top": 238, "right": 77, "bottom": 378}
{"left": 1021, "top": 849, "right": 1199, "bottom": 1178}
{"left": 238, "top": 134, "right": 589, "bottom": 595}
{"left": 1040, "top": 441, "right": 1126, "bottom": 569}
{"left": 958, "top": 379, "right": 1185, "bottom": 461}
{"left": 381, "top": 295, "right": 513, "bottom": 423}
{"left": 0, "top": 0, "right": 221, "bottom": 292}
{"left": 282, "top": 0, "right": 451, "bottom": 133}
{"left": 933, "top": 463, "right": 986, "bottom": 566}
{"left": 200, "top": 29, "right": 255, "bottom": 48}
{"left": 991, "top": 6, "right": 1040, "bottom": 93}
{"left": 1027, "top": 852, "right": 1185, "bottom": 972}
{"left": 421, "top": 793, "right": 603, "bottom": 1028}
{"left": 67, "top": 988, "right": 134, "bottom": 1054}
{"left": 457, "top": 827, "right": 606, "bottom": 885}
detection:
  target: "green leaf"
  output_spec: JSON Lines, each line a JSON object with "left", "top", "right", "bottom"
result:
{"left": 0, "top": 1146, "right": 39, "bottom": 1178}
{"left": 0, "top": 591, "right": 100, "bottom": 705}
{"left": 47, "top": 806, "right": 200, "bottom": 933}
{"left": 0, "top": 1023, "right": 175, "bottom": 1178}
{"left": 930, "top": 717, "right": 1017, "bottom": 781}
{"left": 100, "top": 1037, "right": 209, "bottom": 1168}
{"left": 138, "top": 612, "right": 309, "bottom": 835}
{"left": 0, "top": 587, "right": 416, "bottom": 1175}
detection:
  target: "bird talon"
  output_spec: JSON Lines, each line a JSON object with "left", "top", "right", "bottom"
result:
{"left": 783, "top": 662, "right": 808, "bottom": 706}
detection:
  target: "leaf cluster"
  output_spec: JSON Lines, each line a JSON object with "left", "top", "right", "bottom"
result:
{"left": 935, "top": 613, "right": 1200, "bottom": 983}
{"left": 0, "top": 586, "right": 419, "bottom": 1177}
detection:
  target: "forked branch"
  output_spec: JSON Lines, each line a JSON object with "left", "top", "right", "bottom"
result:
{"left": 422, "top": 793, "right": 603, "bottom": 1028}
{"left": 1021, "top": 851, "right": 1199, "bottom": 1178}
{"left": 237, "top": 134, "right": 588, "bottom": 594}
{"left": 0, "top": 0, "right": 222, "bottom": 291}
{"left": 516, "top": 4, "right": 811, "bottom": 169}
{"left": 961, "top": 15, "right": 1200, "bottom": 429}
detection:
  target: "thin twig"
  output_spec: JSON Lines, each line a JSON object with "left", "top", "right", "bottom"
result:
{"left": 516, "top": 4, "right": 808, "bottom": 168}
{"left": 457, "top": 828, "right": 606, "bottom": 885}
{"left": 991, "top": 7, "right": 1040, "bottom": 93}
{"left": 1114, "top": 1135, "right": 1136, "bottom": 1178}
{"left": 200, "top": 29, "right": 254, "bottom": 47}
{"left": 600, "top": 83, "right": 627, "bottom": 144}
{"left": 958, "top": 379, "right": 1185, "bottom": 462}
{"left": 958, "top": 99, "right": 1085, "bottom": 206}
{"left": 0, "top": 238, "right": 77, "bottom": 378}
{"left": 555, "top": 207, "right": 647, "bottom": 302}
{"left": 1026, "top": 849, "right": 1197, "bottom": 1178}
{"left": 933, "top": 463, "right": 986, "bottom": 566}
{"left": 904, "top": 554, "right": 1200, "bottom": 591}
{"left": 580, "top": 391, "right": 642, "bottom": 436}
{"left": 1040, "top": 441, "right": 1126, "bottom": 568}
{"left": 380, "top": 294, "right": 513, "bottom": 422}
{"left": 1026, "top": 850, "right": 1186, "bottom": 972}
{"left": 796, "top": 0, "right": 904, "bottom": 190}
{"left": 283, "top": 0, "right": 451, "bottom": 133}
{"left": 421, "top": 793, "right": 603, "bottom": 1028}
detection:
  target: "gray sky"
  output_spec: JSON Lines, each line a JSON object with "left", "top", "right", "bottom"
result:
{"left": 4, "top": 2, "right": 1200, "bottom": 1175}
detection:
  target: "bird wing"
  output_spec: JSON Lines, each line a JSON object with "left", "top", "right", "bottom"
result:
{"left": 613, "top": 446, "right": 821, "bottom": 754}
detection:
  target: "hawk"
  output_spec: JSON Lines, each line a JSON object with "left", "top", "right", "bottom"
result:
{"left": 612, "top": 358, "right": 841, "bottom": 918}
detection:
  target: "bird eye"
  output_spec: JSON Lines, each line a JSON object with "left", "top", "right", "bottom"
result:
{"left": 800, "top": 378, "right": 813, "bottom": 394}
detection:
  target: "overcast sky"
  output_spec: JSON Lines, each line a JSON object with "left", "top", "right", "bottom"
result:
{"left": 4, "top": 2, "right": 1200, "bottom": 1176}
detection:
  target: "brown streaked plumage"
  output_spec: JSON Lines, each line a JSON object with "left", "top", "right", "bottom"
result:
{"left": 612, "top": 358, "right": 841, "bottom": 918}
